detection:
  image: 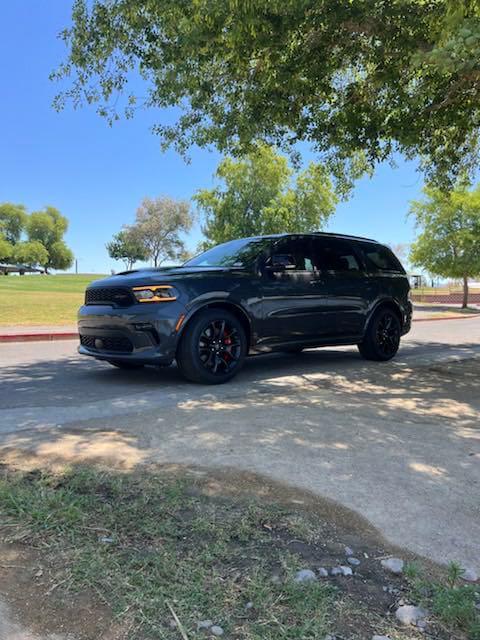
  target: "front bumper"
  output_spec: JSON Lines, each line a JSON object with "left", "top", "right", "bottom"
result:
{"left": 78, "top": 301, "right": 187, "bottom": 365}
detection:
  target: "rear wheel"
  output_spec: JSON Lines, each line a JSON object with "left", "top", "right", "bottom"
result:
{"left": 108, "top": 361, "right": 144, "bottom": 370}
{"left": 177, "top": 309, "right": 247, "bottom": 384}
{"left": 358, "top": 308, "right": 401, "bottom": 361}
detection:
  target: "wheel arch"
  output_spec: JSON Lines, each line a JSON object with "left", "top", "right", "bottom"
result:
{"left": 177, "top": 300, "right": 253, "bottom": 349}
{"left": 366, "top": 299, "right": 404, "bottom": 331}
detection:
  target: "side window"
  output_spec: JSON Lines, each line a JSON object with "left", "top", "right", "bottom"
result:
{"left": 312, "top": 239, "right": 361, "bottom": 273}
{"left": 361, "top": 243, "right": 404, "bottom": 273}
{"left": 269, "top": 237, "right": 315, "bottom": 272}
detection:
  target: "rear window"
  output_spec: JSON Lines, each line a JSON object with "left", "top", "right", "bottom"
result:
{"left": 360, "top": 243, "right": 404, "bottom": 273}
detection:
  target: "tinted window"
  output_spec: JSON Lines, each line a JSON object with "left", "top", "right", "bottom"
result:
{"left": 360, "top": 243, "right": 404, "bottom": 273}
{"left": 185, "top": 238, "right": 272, "bottom": 267}
{"left": 269, "top": 237, "right": 314, "bottom": 271}
{"left": 312, "top": 238, "right": 361, "bottom": 272}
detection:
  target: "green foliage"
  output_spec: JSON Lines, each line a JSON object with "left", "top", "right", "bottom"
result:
{"left": 27, "top": 206, "right": 74, "bottom": 271}
{"left": 195, "top": 144, "right": 337, "bottom": 247}
{"left": 106, "top": 228, "right": 148, "bottom": 270}
{"left": 410, "top": 183, "right": 480, "bottom": 305}
{"left": 13, "top": 241, "right": 49, "bottom": 268}
{"left": 0, "top": 203, "right": 27, "bottom": 244}
{"left": 0, "top": 235, "right": 14, "bottom": 263}
{"left": 131, "top": 196, "right": 193, "bottom": 267}
{"left": 54, "top": 0, "right": 480, "bottom": 184}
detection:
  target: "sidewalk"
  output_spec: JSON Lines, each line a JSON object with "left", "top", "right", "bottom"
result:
{"left": 413, "top": 303, "right": 480, "bottom": 321}
{"left": 0, "top": 324, "right": 77, "bottom": 342}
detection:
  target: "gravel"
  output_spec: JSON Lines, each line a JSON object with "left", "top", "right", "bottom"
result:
{"left": 294, "top": 569, "right": 318, "bottom": 583}
{"left": 381, "top": 557, "right": 404, "bottom": 574}
{"left": 395, "top": 605, "right": 427, "bottom": 626}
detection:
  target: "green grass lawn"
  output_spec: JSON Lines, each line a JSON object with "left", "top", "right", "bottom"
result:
{"left": 0, "top": 274, "right": 105, "bottom": 326}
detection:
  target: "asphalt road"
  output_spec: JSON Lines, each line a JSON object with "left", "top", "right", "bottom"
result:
{"left": 1, "top": 317, "right": 479, "bottom": 573}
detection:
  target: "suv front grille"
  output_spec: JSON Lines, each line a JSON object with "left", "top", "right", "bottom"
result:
{"left": 80, "top": 334, "right": 133, "bottom": 353}
{"left": 85, "top": 287, "right": 134, "bottom": 307}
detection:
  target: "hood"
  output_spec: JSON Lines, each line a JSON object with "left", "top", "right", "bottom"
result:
{"left": 87, "top": 265, "right": 241, "bottom": 288}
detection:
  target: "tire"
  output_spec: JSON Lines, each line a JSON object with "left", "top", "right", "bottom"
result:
{"left": 358, "top": 307, "right": 401, "bottom": 361}
{"left": 176, "top": 308, "right": 247, "bottom": 384}
{"left": 108, "top": 361, "right": 145, "bottom": 370}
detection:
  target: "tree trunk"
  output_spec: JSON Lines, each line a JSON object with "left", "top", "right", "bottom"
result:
{"left": 462, "top": 275, "right": 469, "bottom": 309}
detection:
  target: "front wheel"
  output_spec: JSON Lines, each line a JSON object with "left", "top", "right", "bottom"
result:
{"left": 358, "top": 308, "right": 401, "bottom": 361}
{"left": 176, "top": 309, "right": 247, "bottom": 384}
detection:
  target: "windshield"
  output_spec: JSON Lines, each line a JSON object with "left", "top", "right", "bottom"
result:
{"left": 184, "top": 238, "right": 273, "bottom": 268}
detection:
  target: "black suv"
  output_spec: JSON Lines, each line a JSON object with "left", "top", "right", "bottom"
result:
{"left": 79, "top": 233, "right": 412, "bottom": 383}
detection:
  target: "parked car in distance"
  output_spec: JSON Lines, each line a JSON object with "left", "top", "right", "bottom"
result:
{"left": 78, "top": 233, "right": 412, "bottom": 384}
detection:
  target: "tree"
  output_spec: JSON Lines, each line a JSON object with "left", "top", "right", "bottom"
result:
{"left": 27, "top": 206, "right": 74, "bottom": 272}
{"left": 194, "top": 145, "right": 337, "bottom": 247}
{"left": 0, "top": 235, "right": 14, "bottom": 264}
{"left": 409, "top": 184, "right": 480, "bottom": 307}
{"left": 13, "top": 241, "right": 49, "bottom": 269}
{"left": 106, "top": 229, "right": 148, "bottom": 270}
{"left": 0, "top": 203, "right": 27, "bottom": 244}
{"left": 132, "top": 197, "right": 192, "bottom": 267}
{"left": 54, "top": 0, "right": 480, "bottom": 185}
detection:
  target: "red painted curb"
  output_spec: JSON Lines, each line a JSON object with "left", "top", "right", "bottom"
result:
{"left": 0, "top": 332, "right": 78, "bottom": 343}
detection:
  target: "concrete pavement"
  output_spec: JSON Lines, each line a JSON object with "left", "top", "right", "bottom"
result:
{"left": 1, "top": 318, "right": 479, "bottom": 573}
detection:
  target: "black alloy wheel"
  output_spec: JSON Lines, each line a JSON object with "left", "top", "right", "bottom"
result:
{"left": 177, "top": 308, "right": 247, "bottom": 384}
{"left": 358, "top": 308, "right": 401, "bottom": 361}
{"left": 198, "top": 319, "right": 242, "bottom": 375}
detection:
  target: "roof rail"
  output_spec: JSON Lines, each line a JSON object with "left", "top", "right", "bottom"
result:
{"left": 311, "top": 231, "right": 379, "bottom": 243}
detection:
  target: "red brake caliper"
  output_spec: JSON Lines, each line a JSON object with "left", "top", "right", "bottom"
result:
{"left": 223, "top": 331, "right": 232, "bottom": 361}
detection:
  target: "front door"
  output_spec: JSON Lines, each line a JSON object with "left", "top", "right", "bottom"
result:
{"left": 259, "top": 236, "right": 331, "bottom": 347}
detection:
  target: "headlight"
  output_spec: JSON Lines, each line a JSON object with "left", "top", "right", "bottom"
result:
{"left": 132, "top": 285, "right": 177, "bottom": 303}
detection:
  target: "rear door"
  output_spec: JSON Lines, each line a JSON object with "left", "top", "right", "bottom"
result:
{"left": 310, "top": 237, "right": 370, "bottom": 337}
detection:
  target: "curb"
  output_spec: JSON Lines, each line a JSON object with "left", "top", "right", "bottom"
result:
{"left": 413, "top": 314, "right": 480, "bottom": 323}
{"left": 0, "top": 332, "right": 78, "bottom": 343}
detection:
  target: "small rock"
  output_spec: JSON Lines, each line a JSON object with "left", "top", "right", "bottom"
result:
{"left": 347, "top": 557, "right": 361, "bottom": 566}
{"left": 372, "top": 636, "right": 391, "bottom": 640}
{"left": 381, "top": 557, "right": 404, "bottom": 574}
{"left": 344, "top": 546, "right": 354, "bottom": 556}
{"left": 99, "top": 535, "right": 114, "bottom": 544}
{"left": 324, "top": 635, "right": 335, "bottom": 640}
{"left": 395, "top": 605, "right": 427, "bottom": 626}
{"left": 340, "top": 565, "right": 353, "bottom": 576}
{"left": 330, "top": 567, "right": 343, "bottom": 576}
{"left": 317, "top": 567, "right": 329, "bottom": 577}
{"left": 197, "top": 620, "right": 213, "bottom": 630}
{"left": 417, "top": 619, "right": 428, "bottom": 630}
{"left": 475, "top": 603, "right": 480, "bottom": 611}
{"left": 461, "top": 567, "right": 478, "bottom": 582}
{"left": 210, "top": 626, "right": 224, "bottom": 636}
{"left": 245, "top": 601, "right": 253, "bottom": 610}
{"left": 294, "top": 569, "right": 317, "bottom": 583}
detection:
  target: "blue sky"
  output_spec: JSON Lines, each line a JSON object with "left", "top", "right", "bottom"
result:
{"left": 1, "top": 1, "right": 423, "bottom": 274}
